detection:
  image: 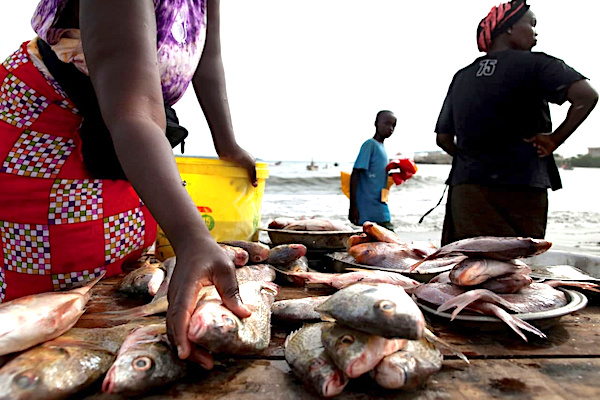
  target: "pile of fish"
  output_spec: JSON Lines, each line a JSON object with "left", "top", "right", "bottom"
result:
{"left": 0, "top": 239, "right": 291, "bottom": 399}
{"left": 344, "top": 222, "right": 465, "bottom": 272}
{"left": 269, "top": 217, "right": 354, "bottom": 232}
{"left": 284, "top": 283, "right": 444, "bottom": 397}
{"left": 412, "top": 236, "right": 598, "bottom": 341}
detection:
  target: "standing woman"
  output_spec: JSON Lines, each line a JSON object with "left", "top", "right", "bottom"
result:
{"left": 0, "top": 0, "right": 255, "bottom": 368}
{"left": 435, "top": 0, "right": 597, "bottom": 246}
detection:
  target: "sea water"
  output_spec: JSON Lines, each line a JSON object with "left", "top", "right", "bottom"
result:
{"left": 260, "top": 161, "right": 600, "bottom": 255}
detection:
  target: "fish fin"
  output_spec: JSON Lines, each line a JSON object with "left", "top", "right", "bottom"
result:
{"left": 544, "top": 280, "right": 600, "bottom": 292}
{"left": 437, "top": 289, "right": 519, "bottom": 319}
{"left": 486, "top": 304, "right": 546, "bottom": 341}
{"left": 424, "top": 328, "right": 469, "bottom": 364}
{"left": 87, "top": 296, "right": 168, "bottom": 320}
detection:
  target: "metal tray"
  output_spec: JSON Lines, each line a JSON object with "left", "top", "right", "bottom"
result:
{"left": 416, "top": 288, "right": 587, "bottom": 331}
{"left": 523, "top": 250, "right": 600, "bottom": 281}
{"left": 262, "top": 228, "right": 361, "bottom": 250}
{"left": 325, "top": 251, "right": 454, "bottom": 283}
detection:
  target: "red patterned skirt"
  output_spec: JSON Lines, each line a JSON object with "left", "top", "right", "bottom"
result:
{"left": 0, "top": 42, "right": 157, "bottom": 302}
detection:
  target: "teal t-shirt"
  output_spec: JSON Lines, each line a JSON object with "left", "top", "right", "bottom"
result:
{"left": 353, "top": 138, "right": 390, "bottom": 224}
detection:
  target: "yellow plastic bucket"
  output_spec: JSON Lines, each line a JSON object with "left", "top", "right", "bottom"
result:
{"left": 155, "top": 156, "right": 269, "bottom": 261}
{"left": 340, "top": 171, "right": 394, "bottom": 199}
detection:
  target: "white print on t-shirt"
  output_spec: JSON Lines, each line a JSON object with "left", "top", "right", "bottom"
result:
{"left": 476, "top": 59, "right": 497, "bottom": 77}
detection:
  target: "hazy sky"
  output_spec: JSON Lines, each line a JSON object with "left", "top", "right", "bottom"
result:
{"left": 2, "top": 1, "right": 599, "bottom": 162}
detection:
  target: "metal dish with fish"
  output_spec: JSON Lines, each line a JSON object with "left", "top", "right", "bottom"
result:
{"left": 262, "top": 228, "right": 361, "bottom": 250}
{"left": 325, "top": 251, "right": 454, "bottom": 283}
{"left": 416, "top": 288, "right": 587, "bottom": 331}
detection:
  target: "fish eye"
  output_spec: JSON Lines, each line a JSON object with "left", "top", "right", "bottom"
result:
{"left": 338, "top": 335, "right": 355, "bottom": 346}
{"left": 132, "top": 356, "right": 153, "bottom": 372}
{"left": 223, "top": 316, "right": 236, "bottom": 327}
{"left": 309, "top": 358, "right": 327, "bottom": 371}
{"left": 13, "top": 371, "right": 39, "bottom": 390}
{"left": 375, "top": 300, "right": 396, "bottom": 313}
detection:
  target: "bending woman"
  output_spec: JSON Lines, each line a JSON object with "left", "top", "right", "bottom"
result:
{"left": 0, "top": 0, "right": 255, "bottom": 368}
{"left": 435, "top": 0, "right": 598, "bottom": 246}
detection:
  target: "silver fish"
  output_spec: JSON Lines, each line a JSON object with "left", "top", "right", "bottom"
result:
{"left": 267, "top": 244, "right": 307, "bottom": 265}
{"left": 0, "top": 323, "right": 142, "bottom": 400}
{"left": 272, "top": 296, "right": 331, "bottom": 322}
{"left": 315, "top": 283, "right": 425, "bottom": 339}
{"left": 449, "top": 258, "right": 531, "bottom": 286}
{"left": 219, "top": 240, "right": 271, "bottom": 263}
{"left": 288, "top": 270, "right": 420, "bottom": 291}
{"left": 117, "top": 264, "right": 165, "bottom": 297}
{"left": 370, "top": 337, "right": 443, "bottom": 390}
{"left": 409, "top": 236, "right": 552, "bottom": 272}
{"left": 284, "top": 323, "right": 348, "bottom": 397}
{"left": 321, "top": 324, "right": 405, "bottom": 378}
{"left": 187, "top": 281, "right": 278, "bottom": 354}
{"left": 102, "top": 322, "right": 187, "bottom": 395}
{"left": 478, "top": 272, "right": 533, "bottom": 294}
{"left": 0, "top": 273, "right": 104, "bottom": 357}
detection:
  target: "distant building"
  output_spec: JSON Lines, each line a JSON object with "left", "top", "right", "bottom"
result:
{"left": 588, "top": 147, "right": 600, "bottom": 157}
{"left": 413, "top": 151, "right": 452, "bottom": 165}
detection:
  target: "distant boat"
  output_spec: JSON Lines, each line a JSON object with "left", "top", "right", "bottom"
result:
{"left": 306, "top": 159, "right": 319, "bottom": 171}
{"left": 274, "top": 161, "right": 282, "bottom": 166}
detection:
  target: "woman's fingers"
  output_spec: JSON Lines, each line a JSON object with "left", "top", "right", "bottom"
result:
{"left": 214, "top": 263, "right": 252, "bottom": 319}
{"left": 167, "top": 278, "right": 201, "bottom": 360}
{"left": 187, "top": 345, "right": 215, "bottom": 370}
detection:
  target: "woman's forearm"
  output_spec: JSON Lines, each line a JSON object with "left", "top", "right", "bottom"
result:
{"left": 552, "top": 80, "right": 598, "bottom": 148}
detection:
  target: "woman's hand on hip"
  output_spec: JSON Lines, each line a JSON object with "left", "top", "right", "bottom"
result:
{"left": 524, "top": 133, "right": 557, "bottom": 157}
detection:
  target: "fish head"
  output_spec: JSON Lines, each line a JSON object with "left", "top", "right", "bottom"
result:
{"left": 369, "top": 297, "right": 425, "bottom": 340}
{"left": 372, "top": 353, "right": 415, "bottom": 389}
{"left": 450, "top": 258, "right": 489, "bottom": 286}
{"left": 0, "top": 346, "right": 72, "bottom": 400}
{"left": 305, "top": 356, "right": 348, "bottom": 397}
{"left": 102, "top": 342, "right": 184, "bottom": 395}
{"left": 188, "top": 302, "right": 240, "bottom": 344}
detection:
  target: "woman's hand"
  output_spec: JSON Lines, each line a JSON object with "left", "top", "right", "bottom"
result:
{"left": 219, "top": 144, "right": 258, "bottom": 187}
{"left": 166, "top": 239, "right": 251, "bottom": 368}
{"left": 524, "top": 133, "right": 557, "bottom": 157}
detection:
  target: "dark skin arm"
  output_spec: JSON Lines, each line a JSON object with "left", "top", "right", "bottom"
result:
{"left": 80, "top": 0, "right": 250, "bottom": 369}
{"left": 348, "top": 168, "right": 361, "bottom": 225}
{"left": 193, "top": 0, "right": 257, "bottom": 186}
{"left": 436, "top": 133, "right": 456, "bottom": 156}
{"left": 525, "top": 79, "right": 598, "bottom": 156}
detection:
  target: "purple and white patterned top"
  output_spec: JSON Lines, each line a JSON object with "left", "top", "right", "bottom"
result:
{"left": 31, "top": 0, "right": 207, "bottom": 105}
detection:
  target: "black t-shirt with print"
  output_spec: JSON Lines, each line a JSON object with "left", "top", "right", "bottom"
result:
{"left": 435, "top": 49, "right": 585, "bottom": 190}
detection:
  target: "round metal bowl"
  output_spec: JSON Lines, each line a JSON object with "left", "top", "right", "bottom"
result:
{"left": 324, "top": 251, "right": 453, "bottom": 283}
{"left": 417, "top": 288, "right": 588, "bottom": 331}
{"left": 263, "top": 228, "right": 361, "bottom": 250}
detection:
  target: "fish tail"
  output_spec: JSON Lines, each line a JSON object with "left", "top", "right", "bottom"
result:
{"left": 487, "top": 304, "right": 546, "bottom": 341}
{"left": 424, "top": 328, "right": 469, "bottom": 364}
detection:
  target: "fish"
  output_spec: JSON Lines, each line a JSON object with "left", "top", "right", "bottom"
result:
{"left": 151, "top": 257, "right": 177, "bottom": 301}
{"left": 0, "top": 323, "right": 143, "bottom": 400}
{"left": 122, "top": 253, "right": 163, "bottom": 273}
{"left": 413, "top": 282, "right": 545, "bottom": 341}
{"left": 438, "top": 282, "right": 569, "bottom": 316}
{"left": 409, "top": 241, "right": 439, "bottom": 257}
{"left": 409, "top": 236, "right": 552, "bottom": 272}
{"left": 271, "top": 296, "right": 331, "bottom": 322}
{"left": 449, "top": 258, "right": 531, "bottom": 286}
{"left": 412, "top": 254, "right": 468, "bottom": 272}
{"left": 235, "top": 264, "right": 277, "bottom": 283}
{"left": 187, "top": 281, "right": 278, "bottom": 354}
{"left": 102, "top": 322, "right": 187, "bottom": 396}
{"left": 278, "top": 256, "right": 309, "bottom": 286}
{"left": 219, "top": 240, "right": 271, "bottom": 263}
{"left": 315, "top": 283, "right": 425, "bottom": 339}
{"left": 117, "top": 263, "right": 165, "bottom": 297}
{"left": 284, "top": 323, "right": 348, "bottom": 397}
{"left": 282, "top": 218, "right": 354, "bottom": 232}
{"left": 478, "top": 272, "right": 533, "bottom": 294}
{"left": 267, "top": 244, "right": 307, "bottom": 265}
{"left": 268, "top": 217, "right": 298, "bottom": 229}
{"left": 287, "top": 270, "right": 420, "bottom": 291}
{"left": 370, "top": 337, "right": 443, "bottom": 390}
{"left": 362, "top": 221, "right": 407, "bottom": 246}
{"left": 0, "top": 273, "right": 104, "bottom": 357}
{"left": 321, "top": 324, "right": 406, "bottom": 378}
{"left": 346, "top": 233, "right": 371, "bottom": 250}
{"left": 219, "top": 244, "right": 249, "bottom": 267}
{"left": 349, "top": 242, "right": 423, "bottom": 271}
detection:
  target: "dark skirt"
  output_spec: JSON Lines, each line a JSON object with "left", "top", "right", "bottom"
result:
{"left": 441, "top": 183, "right": 548, "bottom": 246}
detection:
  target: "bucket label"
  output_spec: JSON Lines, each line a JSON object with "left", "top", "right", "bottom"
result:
{"left": 202, "top": 214, "right": 215, "bottom": 230}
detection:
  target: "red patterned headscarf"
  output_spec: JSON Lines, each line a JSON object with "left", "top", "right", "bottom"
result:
{"left": 477, "top": 0, "right": 530, "bottom": 52}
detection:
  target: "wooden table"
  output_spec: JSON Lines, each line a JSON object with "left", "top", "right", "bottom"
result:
{"left": 76, "top": 278, "right": 600, "bottom": 400}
